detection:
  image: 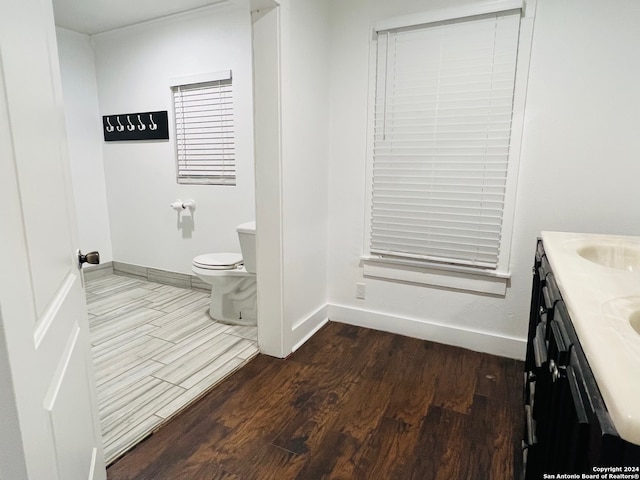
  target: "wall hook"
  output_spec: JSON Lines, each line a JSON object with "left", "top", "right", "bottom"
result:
{"left": 102, "top": 110, "right": 168, "bottom": 141}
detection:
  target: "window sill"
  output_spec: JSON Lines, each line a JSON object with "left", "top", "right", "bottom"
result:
{"left": 177, "top": 177, "right": 236, "bottom": 186}
{"left": 361, "top": 256, "right": 510, "bottom": 296}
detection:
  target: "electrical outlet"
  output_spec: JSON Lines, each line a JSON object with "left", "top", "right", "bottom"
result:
{"left": 356, "top": 282, "right": 366, "bottom": 299}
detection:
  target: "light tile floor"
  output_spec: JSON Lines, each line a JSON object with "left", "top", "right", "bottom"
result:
{"left": 85, "top": 274, "right": 258, "bottom": 464}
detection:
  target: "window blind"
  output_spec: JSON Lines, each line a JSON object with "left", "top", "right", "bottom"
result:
{"left": 173, "top": 77, "right": 235, "bottom": 185}
{"left": 370, "top": 12, "right": 521, "bottom": 269}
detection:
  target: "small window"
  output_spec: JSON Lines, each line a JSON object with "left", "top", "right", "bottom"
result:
{"left": 172, "top": 72, "right": 235, "bottom": 185}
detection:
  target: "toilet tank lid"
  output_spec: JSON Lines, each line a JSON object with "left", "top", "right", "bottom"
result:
{"left": 236, "top": 221, "right": 256, "bottom": 234}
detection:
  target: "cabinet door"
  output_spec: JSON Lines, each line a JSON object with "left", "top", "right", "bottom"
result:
{"left": 524, "top": 322, "right": 548, "bottom": 480}
{"left": 526, "top": 241, "right": 545, "bottom": 370}
{"left": 555, "top": 303, "right": 626, "bottom": 469}
{"left": 535, "top": 314, "right": 572, "bottom": 464}
{"left": 547, "top": 363, "right": 590, "bottom": 473}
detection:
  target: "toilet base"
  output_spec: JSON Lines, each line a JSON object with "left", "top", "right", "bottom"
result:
{"left": 204, "top": 274, "right": 257, "bottom": 326}
{"left": 207, "top": 308, "right": 256, "bottom": 326}
{"left": 192, "top": 263, "right": 257, "bottom": 327}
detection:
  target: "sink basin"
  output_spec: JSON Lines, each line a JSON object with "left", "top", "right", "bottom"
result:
{"left": 631, "top": 311, "right": 640, "bottom": 336}
{"left": 602, "top": 297, "right": 640, "bottom": 338}
{"left": 576, "top": 243, "right": 640, "bottom": 272}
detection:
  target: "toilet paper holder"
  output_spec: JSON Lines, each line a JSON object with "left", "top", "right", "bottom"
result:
{"left": 170, "top": 199, "right": 196, "bottom": 212}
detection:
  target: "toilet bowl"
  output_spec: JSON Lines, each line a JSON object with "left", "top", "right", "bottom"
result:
{"left": 192, "top": 222, "right": 257, "bottom": 326}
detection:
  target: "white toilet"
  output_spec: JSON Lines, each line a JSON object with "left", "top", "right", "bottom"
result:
{"left": 192, "top": 221, "right": 257, "bottom": 326}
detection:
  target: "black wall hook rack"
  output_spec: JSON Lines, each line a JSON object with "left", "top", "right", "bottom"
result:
{"left": 103, "top": 110, "right": 169, "bottom": 141}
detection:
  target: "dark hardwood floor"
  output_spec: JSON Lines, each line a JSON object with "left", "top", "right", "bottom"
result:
{"left": 107, "top": 321, "right": 524, "bottom": 480}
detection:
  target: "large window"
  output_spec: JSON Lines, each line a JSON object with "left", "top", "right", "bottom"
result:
{"left": 172, "top": 71, "right": 235, "bottom": 185}
{"left": 365, "top": 3, "right": 531, "bottom": 292}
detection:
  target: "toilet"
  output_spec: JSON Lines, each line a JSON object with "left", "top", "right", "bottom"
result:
{"left": 192, "top": 221, "right": 257, "bottom": 326}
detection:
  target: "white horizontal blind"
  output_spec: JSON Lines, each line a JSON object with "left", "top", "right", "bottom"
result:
{"left": 173, "top": 78, "right": 235, "bottom": 185}
{"left": 371, "top": 12, "right": 521, "bottom": 269}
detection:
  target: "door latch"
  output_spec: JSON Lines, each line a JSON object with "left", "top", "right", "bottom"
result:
{"left": 78, "top": 250, "right": 100, "bottom": 267}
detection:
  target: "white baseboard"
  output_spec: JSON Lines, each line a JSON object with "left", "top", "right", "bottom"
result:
{"left": 328, "top": 303, "right": 526, "bottom": 360}
{"left": 291, "top": 304, "right": 329, "bottom": 353}
{"left": 82, "top": 261, "right": 114, "bottom": 281}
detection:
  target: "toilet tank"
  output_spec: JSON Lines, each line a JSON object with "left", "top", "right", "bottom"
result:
{"left": 236, "top": 221, "right": 256, "bottom": 274}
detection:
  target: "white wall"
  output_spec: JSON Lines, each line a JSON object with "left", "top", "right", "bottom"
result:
{"left": 277, "top": 0, "right": 332, "bottom": 350}
{"left": 326, "top": 0, "right": 640, "bottom": 359}
{"left": 56, "top": 28, "right": 113, "bottom": 263}
{"left": 251, "top": 4, "right": 286, "bottom": 356}
{"left": 507, "top": 0, "right": 640, "bottom": 343}
{"left": 91, "top": 3, "right": 255, "bottom": 274}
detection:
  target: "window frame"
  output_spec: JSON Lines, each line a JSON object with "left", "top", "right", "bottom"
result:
{"left": 169, "top": 70, "right": 236, "bottom": 186}
{"left": 361, "top": 0, "right": 536, "bottom": 295}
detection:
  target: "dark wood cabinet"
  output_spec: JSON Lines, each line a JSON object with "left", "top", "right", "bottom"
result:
{"left": 523, "top": 240, "right": 640, "bottom": 478}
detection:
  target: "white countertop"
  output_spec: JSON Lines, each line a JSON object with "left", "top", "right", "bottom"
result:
{"left": 541, "top": 231, "right": 640, "bottom": 445}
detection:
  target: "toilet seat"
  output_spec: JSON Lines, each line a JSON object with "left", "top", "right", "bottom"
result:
{"left": 193, "top": 252, "right": 243, "bottom": 270}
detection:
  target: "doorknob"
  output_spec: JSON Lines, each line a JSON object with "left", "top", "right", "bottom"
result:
{"left": 78, "top": 250, "right": 100, "bottom": 266}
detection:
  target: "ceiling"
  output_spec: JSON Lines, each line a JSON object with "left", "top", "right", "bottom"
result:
{"left": 52, "top": 0, "right": 229, "bottom": 35}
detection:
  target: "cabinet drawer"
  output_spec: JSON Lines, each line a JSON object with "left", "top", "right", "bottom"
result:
{"left": 553, "top": 302, "right": 574, "bottom": 341}
{"left": 536, "top": 240, "right": 545, "bottom": 263}
{"left": 533, "top": 322, "right": 548, "bottom": 369}
{"left": 545, "top": 273, "right": 561, "bottom": 305}
{"left": 537, "top": 281, "right": 561, "bottom": 341}
{"left": 542, "top": 285, "right": 553, "bottom": 311}
{"left": 548, "top": 318, "right": 571, "bottom": 367}
{"left": 540, "top": 256, "right": 552, "bottom": 277}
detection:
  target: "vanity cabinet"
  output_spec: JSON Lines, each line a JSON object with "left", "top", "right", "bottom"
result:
{"left": 523, "top": 240, "right": 640, "bottom": 478}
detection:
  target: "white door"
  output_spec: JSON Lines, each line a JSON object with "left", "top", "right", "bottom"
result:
{"left": 0, "top": 0, "right": 106, "bottom": 479}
